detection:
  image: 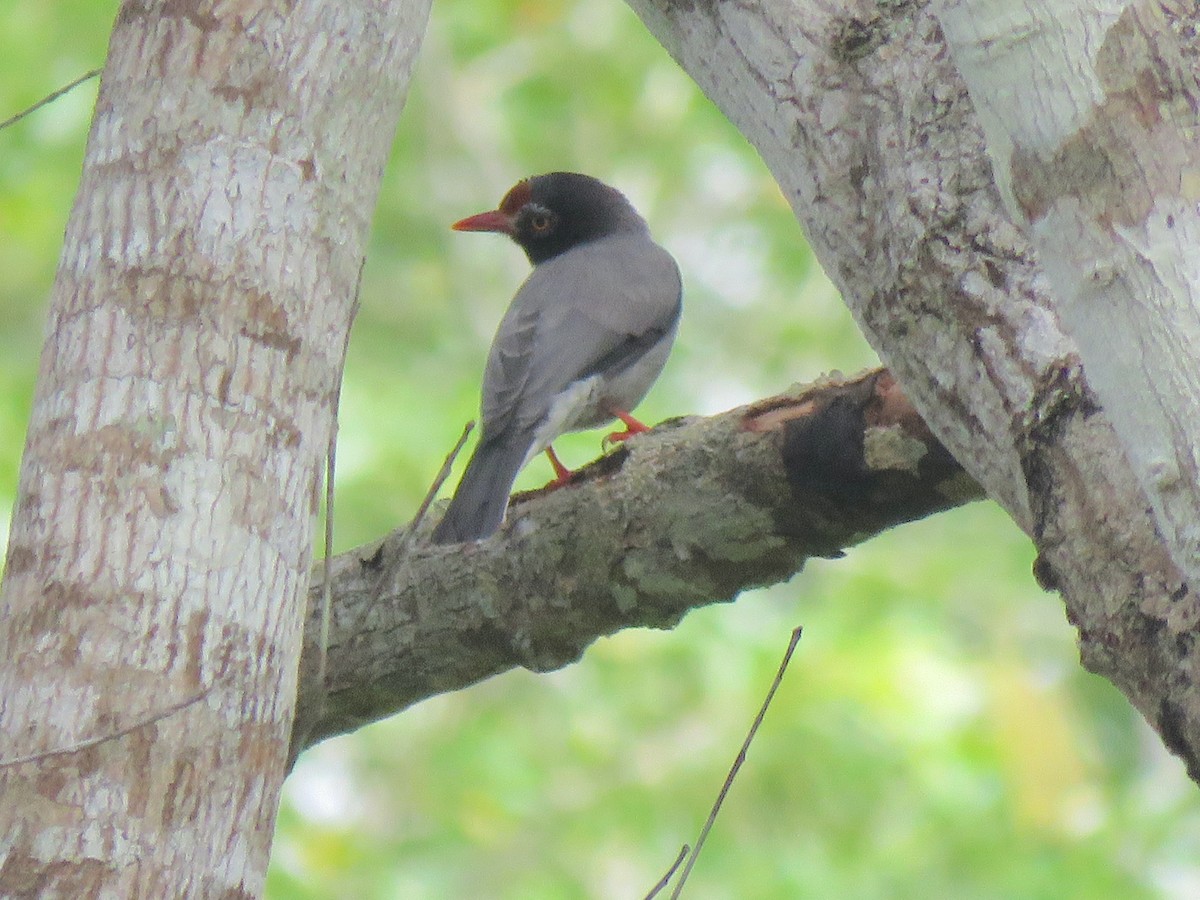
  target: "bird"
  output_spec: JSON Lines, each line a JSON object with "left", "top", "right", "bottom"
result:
{"left": 431, "top": 172, "right": 682, "bottom": 544}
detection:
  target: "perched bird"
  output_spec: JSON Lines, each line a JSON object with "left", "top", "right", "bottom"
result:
{"left": 431, "top": 172, "right": 682, "bottom": 544}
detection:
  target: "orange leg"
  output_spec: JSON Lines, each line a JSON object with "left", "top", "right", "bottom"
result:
{"left": 604, "top": 408, "right": 649, "bottom": 446}
{"left": 544, "top": 445, "right": 574, "bottom": 488}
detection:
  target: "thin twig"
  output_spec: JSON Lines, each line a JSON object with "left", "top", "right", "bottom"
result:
{"left": 289, "top": 419, "right": 475, "bottom": 767}
{"left": 316, "top": 258, "right": 363, "bottom": 693}
{"left": 317, "top": 395, "right": 340, "bottom": 693}
{"left": 408, "top": 420, "right": 475, "bottom": 545}
{"left": 669, "top": 626, "right": 803, "bottom": 899}
{"left": 0, "top": 687, "right": 210, "bottom": 770}
{"left": 282, "top": 263, "right": 366, "bottom": 776}
{"left": 0, "top": 68, "right": 102, "bottom": 132}
{"left": 644, "top": 844, "right": 690, "bottom": 900}
{"left": 345, "top": 420, "right": 475, "bottom": 645}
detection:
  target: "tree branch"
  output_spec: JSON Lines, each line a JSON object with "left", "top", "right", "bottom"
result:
{"left": 622, "top": 0, "right": 1200, "bottom": 784}
{"left": 290, "top": 369, "right": 983, "bottom": 754}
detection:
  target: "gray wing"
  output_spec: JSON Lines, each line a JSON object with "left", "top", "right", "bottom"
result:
{"left": 479, "top": 233, "right": 682, "bottom": 439}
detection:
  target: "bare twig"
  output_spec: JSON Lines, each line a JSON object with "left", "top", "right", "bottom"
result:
{"left": 0, "top": 687, "right": 210, "bottom": 770}
{"left": 644, "top": 844, "right": 690, "bottom": 900}
{"left": 315, "top": 261, "right": 364, "bottom": 695}
{"left": 317, "top": 397, "right": 340, "bottom": 692}
{"left": 669, "top": 626, "right": 803, "bottom": 898}
{"left": 409, "top": 420, "right": 475, "bottom": 544}
{"left": 0, "top": 68, "right": 102, "bottom": 132}
{"left": 344, "top": 420, "right": 475, "bottom": 644}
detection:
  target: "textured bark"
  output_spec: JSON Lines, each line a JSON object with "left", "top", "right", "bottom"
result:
{"left": 290, "top": 370, "right": 982, "bottom": 753}
{"left": 938, "top": 0, "right": 1200, "bottom": 586}
{"left": 622, "top": 0, "right": 1200, "bottom": 782}
{"left": 0, "top": 0, "right": 429, "bottom": 895}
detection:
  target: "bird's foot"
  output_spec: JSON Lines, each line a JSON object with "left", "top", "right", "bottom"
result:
{"left": 542, "top": 445, "right": 575, "bottom": 489}
{"left": 602, "top": 408, "right": 650, "bottom": 448}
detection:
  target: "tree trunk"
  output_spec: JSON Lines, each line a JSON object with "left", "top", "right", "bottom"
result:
{"left": 0, "top": 0, "right": 429, "bottom": 894}
{"left": 623, "top": 0, "right": 1200, "bottom": 780}
{"left": 937, "top": 0, "right": 1200, "bottom": 585}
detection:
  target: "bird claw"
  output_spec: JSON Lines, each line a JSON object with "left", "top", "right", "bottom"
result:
{"left": 602, "top": 429, "right": 634, "bottom": 450}
{"left": 602, "top": 407, "right": 650, "bottom": 450}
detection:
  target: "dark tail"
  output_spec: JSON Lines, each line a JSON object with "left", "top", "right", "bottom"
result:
{"left": 431, "top": 436, "right": 531, "bottom": 543}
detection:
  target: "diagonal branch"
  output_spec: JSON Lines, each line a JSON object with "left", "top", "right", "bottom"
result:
{"left": 290, "top": 369, "right": 983, "bottom": 755}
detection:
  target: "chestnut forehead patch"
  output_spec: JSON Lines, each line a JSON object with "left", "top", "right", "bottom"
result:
{"left": 498, "top": 179, "right": 533, "bottom": 215}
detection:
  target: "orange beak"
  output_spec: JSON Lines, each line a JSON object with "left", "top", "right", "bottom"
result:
{"left": 451, "top": 210, "right": 515, "bottom": 234}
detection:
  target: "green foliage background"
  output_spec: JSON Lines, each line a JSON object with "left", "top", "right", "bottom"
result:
{"left": 2, "top": 0, "right": 1199, "bottom": 896}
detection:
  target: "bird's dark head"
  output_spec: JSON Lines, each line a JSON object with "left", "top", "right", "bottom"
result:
{"left": 452, "top": 172, "right": 648, "bottom": 265}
